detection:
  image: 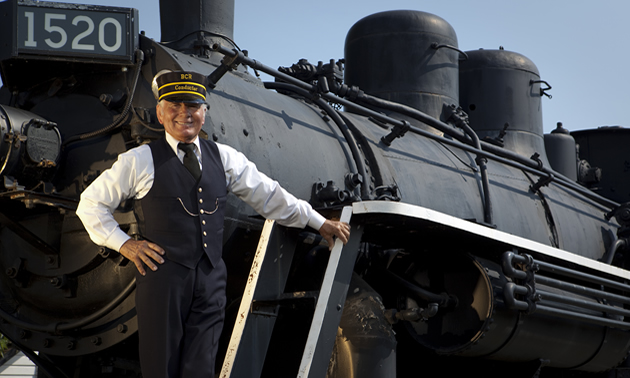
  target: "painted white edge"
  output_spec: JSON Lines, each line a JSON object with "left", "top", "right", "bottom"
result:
{"left": 352, "top": 201, "right": 630, "bottom": 280}
{"left": 297, "top": 206, "right": 353, "bottom": 378}
{"left": 219, "top": 219, "right": 275, "bottom": 378}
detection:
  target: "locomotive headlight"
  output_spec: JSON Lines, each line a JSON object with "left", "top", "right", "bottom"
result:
{"left": 0, "top": 105, "right": 61, "bottom": 186}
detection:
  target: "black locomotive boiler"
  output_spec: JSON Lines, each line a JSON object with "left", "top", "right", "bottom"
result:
{"left": 1, "top": 0, "right": 630, "bottom": 377}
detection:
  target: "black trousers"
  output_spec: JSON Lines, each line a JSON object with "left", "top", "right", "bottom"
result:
{"left": 135, "top": 255, "right": 227, "bottom": 378}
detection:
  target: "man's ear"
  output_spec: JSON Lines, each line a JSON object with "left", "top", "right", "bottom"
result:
{"left": 156, "top": 102, "right": 163, "bottom": 125}
{"left": 201, "top": 105, "right": 208, "bottom": 125}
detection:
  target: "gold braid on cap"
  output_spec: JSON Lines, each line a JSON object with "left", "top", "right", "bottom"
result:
{"left": 157, "top": 81, "right": 206, "bottom": 101}
{"left": 152, "top": 71, "right": 208, "bottom": 103}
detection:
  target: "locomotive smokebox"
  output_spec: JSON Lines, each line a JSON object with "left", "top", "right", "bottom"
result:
{"left": 459, "top": 49, "right": 550, "bottom": 166}
{"left": 344, "top": 11, "right": 460, "bottom": 133}
{"left": 159, "top": 0, "right": 234, "bottom": 54}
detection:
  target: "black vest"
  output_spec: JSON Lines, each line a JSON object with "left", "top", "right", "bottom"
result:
{"left": 134, "top": 138, "right": 227, "bottom": 269}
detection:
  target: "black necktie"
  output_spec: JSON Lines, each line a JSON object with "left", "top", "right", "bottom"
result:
{"left": 178, "top": 143, "right": 201, "bottom": 181}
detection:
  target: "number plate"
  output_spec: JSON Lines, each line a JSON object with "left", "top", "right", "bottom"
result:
{"left": 0, "top": 0, "right": 138, "bottom": 64}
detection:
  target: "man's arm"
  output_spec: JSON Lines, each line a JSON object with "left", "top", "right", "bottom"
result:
{"left": 76, "top": 146, "right": 165, "bottom": 275}
{"left": 217, "top": 143, "right": 350, "bottom": 248}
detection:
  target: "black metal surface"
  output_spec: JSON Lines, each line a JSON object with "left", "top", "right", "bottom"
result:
{"left": 0, "top": 0, "right": 629, "bottom": 376}
{"left": 0, "top": 105, "right": 61, "bottom": 184}
{"left": 159, "top": 0, "right": 235, "bottom": 55}
{"left": 573, "top": 127, "right": 630, "bottom": 203}
{"left": 544, "top": 122, "right": 578, "bottom": 181}
{"left": 500, "top": 251, "right": 630, "bottom": 372}
{"left": 328, "top": 273, "right": 397, "bottom": 378}
{"left": 460, "top": 48, "right": 550, "bottom": 167}
{"left": 212, "top": 42, "right": 618, "bottom": 216}
{"left": 263, "top": 81, "right": 368, "bottom": 201}
{"left": 344, "top": 10, "right": 459, "bottom": 131}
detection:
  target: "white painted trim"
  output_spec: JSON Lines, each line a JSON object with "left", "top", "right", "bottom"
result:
{"left": 219, "top": 219, "right": 275, "bottom": 378}
{"left": 0, "top": 352, "right": 36, "bottom": 377}
{"left": 297, "top": 206, "right": 353, "bottom": 378}
{"left": 352, "top": 201, "right": 630, "bottom": 280}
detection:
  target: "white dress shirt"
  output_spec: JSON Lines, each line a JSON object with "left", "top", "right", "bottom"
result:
{"left": 76, "top": 132, "right": 326, "bottom": 252}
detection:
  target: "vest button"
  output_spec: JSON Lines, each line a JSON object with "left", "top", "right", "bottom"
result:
{"left": 202, "top": 220, "right": 206, "bottom": 225}
{"left": 198, "top": 187, "right": 203, "bottom": 193}
{"left": 204, "top": 243, "right": 208, "bottom": 248}
{"left": 199, "top": 198, "right": 203, "bottom": 204}
{"left": 203, "top": 231, "right": 207, "bottom": 236}
{"left": 200, "top": 209, "right": 205, "bottom": 214}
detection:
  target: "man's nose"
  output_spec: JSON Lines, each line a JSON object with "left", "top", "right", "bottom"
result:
{"left": 177, "top": 104, "right": 192, "bottom": 115}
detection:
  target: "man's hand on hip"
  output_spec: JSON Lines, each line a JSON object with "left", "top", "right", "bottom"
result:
{"left": 119, "top": 239, "right": 165, "bottom": 276}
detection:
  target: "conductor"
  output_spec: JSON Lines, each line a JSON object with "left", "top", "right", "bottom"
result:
{"left": 77, "top": 70, "right": 350, "bottom": 378}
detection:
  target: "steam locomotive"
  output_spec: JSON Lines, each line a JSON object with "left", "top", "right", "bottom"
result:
{"left": 1, "top": 0, "right": 630, "bottom": 377}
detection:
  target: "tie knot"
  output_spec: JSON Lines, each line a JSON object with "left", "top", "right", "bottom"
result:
{"left": 178, "top": 142, "right": 195, "bottom": 154}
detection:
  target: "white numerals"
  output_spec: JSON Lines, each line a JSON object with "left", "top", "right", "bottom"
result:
{"left": 22, "top": 11, "right": 124, "bottom": 53}
{"left": 99, "top": 18, "right": 122, "bottom": 52}
{"left": 72, "top": 16, "right": 95, "bottom": 51}
{"left": 23, "top": 12, "right": 37, "bottom": 47}
{"left": 44, "top": 13, "right": 67, "bottom": 48}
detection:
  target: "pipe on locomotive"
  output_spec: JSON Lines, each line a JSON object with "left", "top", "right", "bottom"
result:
{"left": 603, "top": 238, "right": 628, "bottom": 264}
{"left": 207, "top": 45, "right": 500, "bottom": 222}
{"left": 209, "top": 44, "right": 619, "bottom": 214}
{"left": 263, "top": 82, "right": 369, "bottom": 200}
{"left": 382, "top": 269, "right": 458, "bottom": 308}
{"left": 339, "top": 88, "right": 615, "bottom": 212}
{"left": 358, "top": 93, "right": 494, "bottom": 225}
{"left": 504, "top": 282, "right": 630, "bottom": 330}
{"left": 503, "top": 252, "right": 630, "bottom": 293}
{"left": 502, "top": 251, "right": 630, "bottom": 329}
{"left": 535, "top": 289, "right": 630, "bottom": 319}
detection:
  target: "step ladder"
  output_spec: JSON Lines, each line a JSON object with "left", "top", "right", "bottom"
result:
{"left": 220, "top": 206, "right": 361, "bottom": 378}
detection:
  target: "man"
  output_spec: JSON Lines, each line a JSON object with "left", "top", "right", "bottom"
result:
{"left": 76, "top": 70, "right": 350, "bottom": 378}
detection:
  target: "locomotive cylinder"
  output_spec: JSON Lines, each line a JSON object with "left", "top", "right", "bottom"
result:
{"left": 400, "top": 254, "right": 630, "bottom": 372}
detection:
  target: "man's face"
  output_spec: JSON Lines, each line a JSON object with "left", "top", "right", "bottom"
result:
{"left": 156, "top": 100, "right": 206, "bottom": 143}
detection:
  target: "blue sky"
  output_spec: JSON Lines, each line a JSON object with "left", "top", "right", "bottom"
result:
{"left": 3, "top": 0, "right": 629, "bottom": 134}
